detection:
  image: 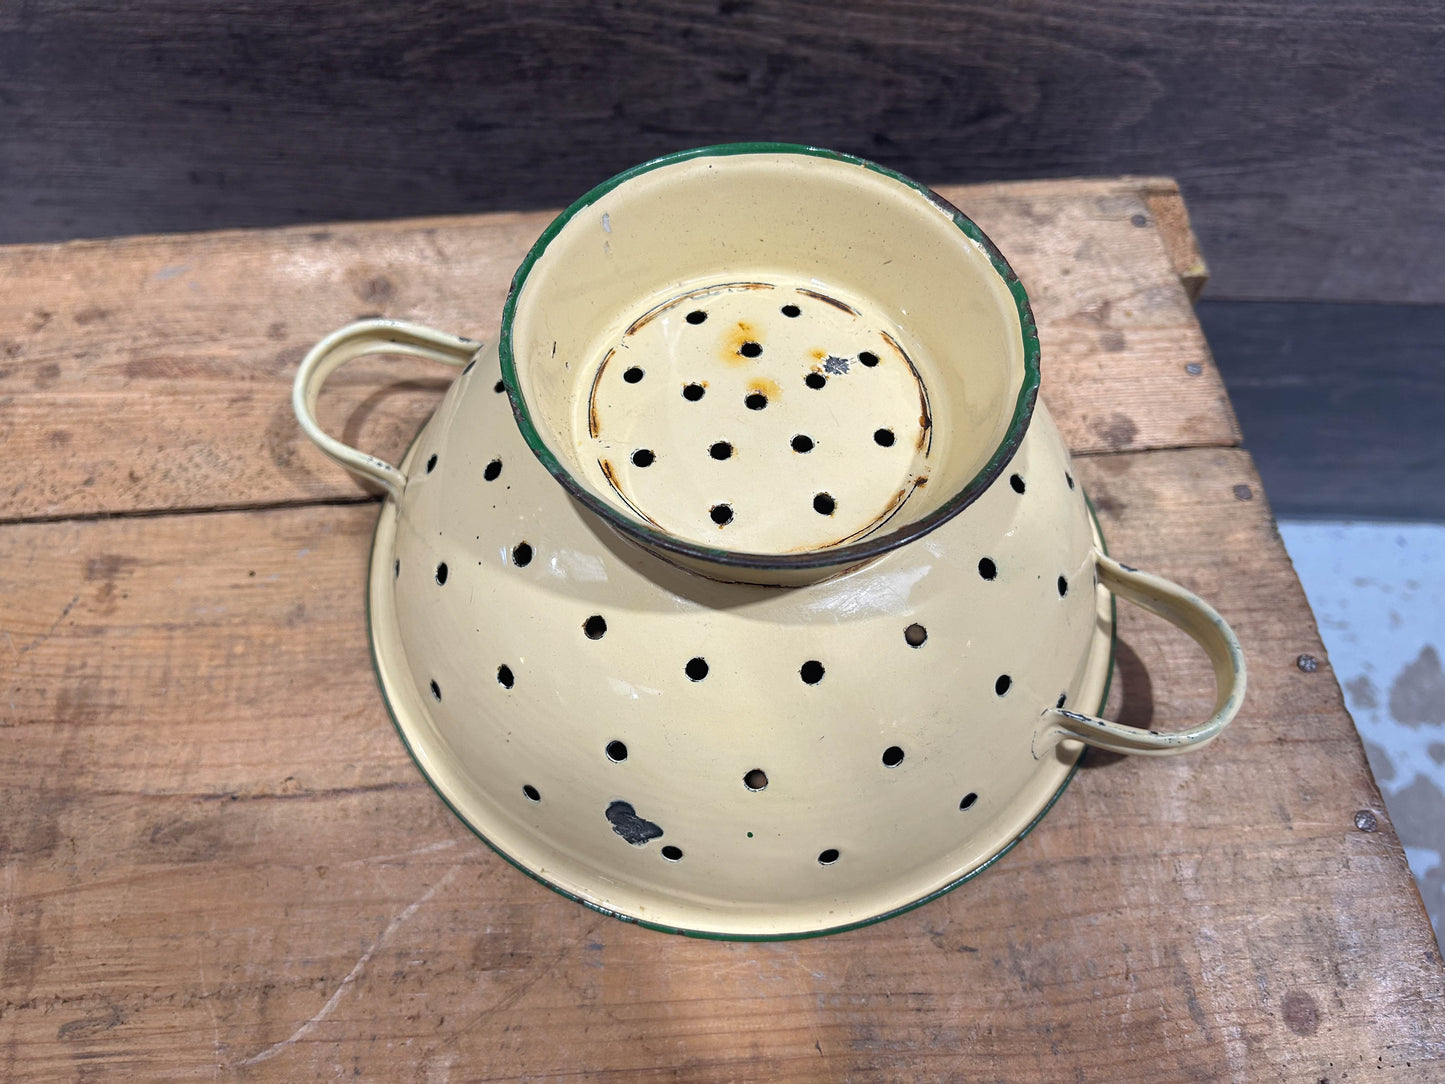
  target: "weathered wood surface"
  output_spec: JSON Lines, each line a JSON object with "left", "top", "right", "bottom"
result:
{"left": 0, "top": 177, "right": 1237, "bottom": 522}
{"left": 3, "top": 177, "right": 1440, "bottom": 1080}
{"left": 2, "top": 449, "right": 1442, "bottom": 1080}
{"left": 3, "top": 0, "right": 1443, "bottom": 304}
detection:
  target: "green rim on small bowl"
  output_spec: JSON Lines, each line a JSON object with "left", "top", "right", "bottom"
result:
{"left": 497, "top": 142, "right": 1041, "bottom": 574}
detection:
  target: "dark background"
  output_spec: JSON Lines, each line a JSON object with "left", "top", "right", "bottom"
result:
{"left": 3, "top": 0, "right": 1442, "bottom": 517}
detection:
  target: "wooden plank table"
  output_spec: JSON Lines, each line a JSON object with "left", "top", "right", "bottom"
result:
{"left": 2, "top": 178, "right": 1441, "bottom": 1082}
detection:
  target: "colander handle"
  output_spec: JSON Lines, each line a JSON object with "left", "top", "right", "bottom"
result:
{"left": 1035, "top": 552, "right": 1246, "bottom": 757}
{"left": 292, "top": 318, "right": 482, "bottom": 500}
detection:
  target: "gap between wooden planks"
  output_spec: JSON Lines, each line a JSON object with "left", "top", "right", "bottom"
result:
{"left": 1, "top": 447, "right": 1441, "bottom": 1081}
{"left": 0, "top": 177, "right": 1237, "bottom": 524}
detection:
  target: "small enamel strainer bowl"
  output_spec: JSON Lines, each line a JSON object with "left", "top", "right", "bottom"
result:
{"left": 294, "top": 144, "right": 1245, "bottom": 939}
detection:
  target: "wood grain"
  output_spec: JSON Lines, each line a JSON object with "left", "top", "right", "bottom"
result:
{"left": 2, "top": 1, "right": 1442, "bottom": 304}
{"left": 0, "top": 177, "right": 1238, "bottom": 523}
{"left": 2, "top": 448, "right": 1441, "bottom": 1081}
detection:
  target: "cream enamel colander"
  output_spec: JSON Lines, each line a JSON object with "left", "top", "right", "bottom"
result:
{"left": 294, "top": 145, "right": 1246, "bottom": 939}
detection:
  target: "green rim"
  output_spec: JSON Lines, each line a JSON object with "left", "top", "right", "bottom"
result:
{"left": 497, "top": 142, "right": 1042, "bottom": 573}
{"left": 361, "top": 442, "right": 1113, "bottom": 941}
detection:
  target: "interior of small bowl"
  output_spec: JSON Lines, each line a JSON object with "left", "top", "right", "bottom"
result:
{"left": 501, "top": 145, "right": 1038, "bottom": 566}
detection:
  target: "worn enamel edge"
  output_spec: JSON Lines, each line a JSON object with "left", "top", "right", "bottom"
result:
{"left": 496, "top": 142, "right": 1042, "bottom": 575}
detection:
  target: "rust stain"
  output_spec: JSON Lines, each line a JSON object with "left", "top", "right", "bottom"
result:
{"left": 691, "top": 281, "right": 774, "bottom": 295}
{"left": 626, "top": 282, "right": 776, "bottom": 336}
{"left": 797, "top": 288, "right": 858, "bottom": 316}
{"left": 599, "top": 458, "right": 662, "bottom": 529}
{"left": 858, "top": 476, "right": 927, "bottom": 539}
{"left": 625, "top": 303, "right": 668, "bottom": 336}
{"left": 805, "top": 478, "right": 923, "bottom": 550}
{"left": 587, "top": 348, "right": 615, "bottom": 438}
{"left": 748, "top": 376, "right": 780, "bottom": 400}
{"left": 723, "top": 321, "right": 762, "bottom": 365}
{"left": 880, "top": 329, "right": 933, "bottom": 454}
{"left": 811, "top": 348, "right": 827, "bottom": 360}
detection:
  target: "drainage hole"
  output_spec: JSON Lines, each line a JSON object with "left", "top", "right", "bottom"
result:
{"left": 393, "top": 559, "right": 400, "bottom": 579}
{"left": 882, "top": 745, "right": 905, "bottom": 767}
{"left": 435, "top": 562, "right": 448, "bottom": 585}
{"left": 685, "top": 656, "right": 710, "bottom": 681}
{"left": 497, "top": 664, "right": 515, "bottom": 688}
{"left": 904, "top": 623, "right": 927, "bottom": 647}
{"left": 959, "top": 792, "right": 978, "bottom": 811}
{"left": 813, "top": 492, "right": 835, "bottom": 516}
{"left": 1056, "top": 692, "right": 1067, "bottom": 709}
{"left": 523, "top": 784, "right": 541, "bottom": 802}
{"left": 874, "top": 428, "right": 895, "bottom": 447}
{"left": 584, "top": 615, "right": 608, "bottom": 640}
{"left": 661, "top": 845, "right": 684, "bottom": 861}
{"left": 429, "top": 679, "right": 441, "bottom": 701}
{"left": 745, "top": 392, "right": 768, "bottom": 410}
{"left": 781, "top": 304, "right": 801, "bottom": 318}
{"left": 632, "top": 448, "right": 655, "bottom": 467}
{"left": 709, "top": 441, "right": 734, "bottom": 460}
{"left": 1010, "top": 473, "right": 1025, "bottom": 494}
{"left": 744, "top": 768, "right": 769, "bottom": 791}
{"left": 859, "top": 351, "right": 879, "bottom": 367}
{"left": 606, "top": 739, "right": 628, "bottom": 762}
{"left": 426, "top": 453, "right": 438, "bottom": 473}
{"left": 791, "top": 434, "right": 814, "bottom": 453}
{"left": 1057, "top": 575, "right": 1068, "bottom": 597}
{"left": 818, "top": 848, "right": 840, "bottom": 865}
{"left": 710, "top": 503, "right": 734, "bottom": 526}
{"left": 494, "top": 379, "right": 505, "bottom": 394}
{"left": 511, "top": 542, "right": 533, "bottom": 567}
{"left": 484, "top": 458, "right": 502, "bottom": 481}
{"left": 739, "top": 341, "right": 763, "bottom": 359}
{"left": 805, "top": 372, "right": 827, "bottom": 389}
{"left": 995, "top": 674, "right": 1012, "bottom": 696}
{"left": 1066, "top": 472, "right": 1075, "bottom": 490}
{"left": 686, "top": 310, "right": 708, "bottom": 325}
{"left": 623, "top": 366, "right": 644, "bottom": 383}
{"left": 800, "top": 660, "right": 825, "bottom": 685}
{"left": 978, "top": 557, "right": 997, "bottom": 581}
{"left": 683, "top": 382, "right": 706, "bottom": 401}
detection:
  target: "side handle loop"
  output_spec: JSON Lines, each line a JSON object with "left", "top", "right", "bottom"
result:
{"left": 1036, "top": 552, "right": 1246, "bottom": 757}
{"left": 292, "top": 319, "right": 482, "bottom": 499}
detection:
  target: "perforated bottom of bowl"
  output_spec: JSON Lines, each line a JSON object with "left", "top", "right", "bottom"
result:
{"left": 368, "top": 344, "right": 1113, "bottom": 939}
{"left": 580, "top": 280, "right": 933, "bottom": 554}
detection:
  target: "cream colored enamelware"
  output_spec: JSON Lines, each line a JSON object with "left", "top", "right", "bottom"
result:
{"left": 294, "top": 145, "right": 1246, "bottom": 939}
